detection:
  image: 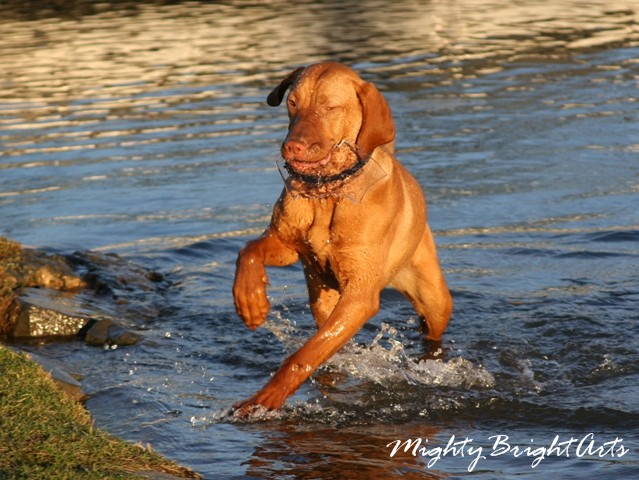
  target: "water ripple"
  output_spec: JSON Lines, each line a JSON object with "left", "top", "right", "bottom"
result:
{"left": 3, "top": 2, "right": 639, "bottom": 479}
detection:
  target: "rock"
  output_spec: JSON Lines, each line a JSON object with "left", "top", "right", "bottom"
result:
{"left": 103, "top": 324, "right": 142, "bottom": 346}
{"left": 83, "top": 318, "right": 115, "bottom": 345}
{"left": 1, "top": 237, "right": 164, "bottom": 345}
{"left": 82, "top": 318, "right": 141, "bottom": 347}
{"left": 66, "top": 250, "right": 168, "bottom": 322}
{"left": 10, "top": 288, "right": 92, "bottom": 338}
{"left": 21, "top": 248, "right": 87, "bottom": 291}
{"left": 1, "top": 237, "right": 87, "bottom": 337}
{"left": 68, "top": 250, "right": 165, "bottom": 295}
{"left": 7, "top": 289, "right": 142, "bottom": 346}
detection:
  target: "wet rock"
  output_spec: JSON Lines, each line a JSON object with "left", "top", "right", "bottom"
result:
{"left": 0, "top": 238, "right": 86, "bottom": 293}
{"left": 1, "top": 237, "right": 86, "bottom": 338}
{"left": 1, "top": 237, "right": 166, "bottom": 345}
{"left": 82, "top": 318, "right": 141, "bottom": 347}
{"left": 8, "top": 289, "right": 142, "bottom": 346}
{"left": 10, "top": 288, "right": 92, "bottom": 338}
{"left": 68, "top": 250, "right": 165, "bottom": 295}
{"left": 67, "top": 250, "right": 168, "bottom": 321}
{"left": 20, "top": 248, "right": 87, "bottom": 291}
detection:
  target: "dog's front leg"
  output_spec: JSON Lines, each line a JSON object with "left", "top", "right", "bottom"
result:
{"left": 233, "top": 229, "right": 298, "bottom": 330}
{"left": 233, "top": 288, "right": 380, "bottom": 413}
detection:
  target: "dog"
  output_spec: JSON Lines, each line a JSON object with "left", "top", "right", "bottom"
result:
{"left": 232, "top": 62, "right": 452, "bottom": 413}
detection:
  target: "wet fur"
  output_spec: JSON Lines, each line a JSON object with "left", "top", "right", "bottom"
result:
{"left": 232, "top": 62, "right": 452, "bottom": 413}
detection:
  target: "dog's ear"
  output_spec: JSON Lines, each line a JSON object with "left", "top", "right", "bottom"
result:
{"left": 267, "top": 67, "right": 306, "bottom": 107}
{"left": 355, "top": 82, "right": 395, "bottom": 158}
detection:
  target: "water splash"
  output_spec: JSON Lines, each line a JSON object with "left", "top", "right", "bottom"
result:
{"left": 326, "top": 323, "right": 495, "bottom": 390}
{"left": 193, "top": 319, "right": 496, "bottom": 427}
{"left": 266, "top": 315, "right": 494, "bottom": 390}
{"left": 191, "top": 406, "right": 290, "bottom": 427}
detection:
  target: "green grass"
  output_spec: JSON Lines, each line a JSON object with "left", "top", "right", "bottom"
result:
{"left": 0, "top": 345, "right": 200, "bottom": 480}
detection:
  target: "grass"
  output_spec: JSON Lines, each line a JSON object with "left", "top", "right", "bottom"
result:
{"left": 0, "top": 345, "right": 200, "bottom": 479}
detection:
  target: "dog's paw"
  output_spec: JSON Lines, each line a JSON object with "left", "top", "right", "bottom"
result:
{"left": 232, "top": 387, "right": 288, "bottom": 417}
{"left": 233, "top": 268, "right": 270, "bottom": 329}
{"left": 234, "top": 287, "right": 270, "bottom": 330}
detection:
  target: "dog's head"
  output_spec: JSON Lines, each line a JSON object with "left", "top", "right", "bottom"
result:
{"left": 267, "top": 62, "right": 395, "bottom": 181}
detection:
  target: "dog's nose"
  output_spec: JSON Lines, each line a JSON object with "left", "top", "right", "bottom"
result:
{"left": 282, "top": 139, "right": 307, "bottom": 159}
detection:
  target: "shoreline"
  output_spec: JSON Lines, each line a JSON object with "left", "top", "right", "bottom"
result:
{"left": 0, "top": 344, "right": 200, "bottom": 479}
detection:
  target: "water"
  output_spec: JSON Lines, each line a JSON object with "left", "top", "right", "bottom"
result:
{"left": 2, "top": 1, "right": 639, "bottom": 478}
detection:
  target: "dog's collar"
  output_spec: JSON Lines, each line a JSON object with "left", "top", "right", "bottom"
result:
{"left": 283, "top": 156, "right": 367, "bottom": 186}
{"left": 277, "top": 151, "right": 387, "bottom": 203}
{"left": 276, "top": 141, "right": 387, "bottom": 202}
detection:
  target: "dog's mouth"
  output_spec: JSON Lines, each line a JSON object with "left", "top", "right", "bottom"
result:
{"left": 283, "top": 140, "right": 359, "bottom": 177}
{"left": 276, "top": 143, "right": 387, "bottom": 202}
{"left": 279, "top": 141, "right": 369, "bottom": 190}
{"left": 284, "top": 150, "right": 332, "bottom": 174}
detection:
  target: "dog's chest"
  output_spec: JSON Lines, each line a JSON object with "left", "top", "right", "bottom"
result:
{"left": 304, "top": 212, "right": 334, "bottom": 268}
{"left": 283, "top": 197, "right": 338, "bottom": 271}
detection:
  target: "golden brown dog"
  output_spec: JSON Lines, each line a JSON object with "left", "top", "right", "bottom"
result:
{"left": 233, "top": 62, "right": 452, "bottom": 413}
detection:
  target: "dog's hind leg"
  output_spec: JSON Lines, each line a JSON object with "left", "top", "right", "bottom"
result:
{"left": 391, "top": 226, "right": 453, "bottom": 342}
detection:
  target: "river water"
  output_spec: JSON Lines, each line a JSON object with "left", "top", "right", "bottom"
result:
{"left": 1, "top": 1, "right": 638, "bottom": 478}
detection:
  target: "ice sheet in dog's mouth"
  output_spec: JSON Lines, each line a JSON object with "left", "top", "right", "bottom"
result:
{"left": 276, "top": 155, "right": 387, "bottom": 203}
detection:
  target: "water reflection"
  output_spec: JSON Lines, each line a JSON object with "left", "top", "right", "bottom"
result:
{"left": 2, "top": 1, "right": 637, "bottom": 104}
{"left": 3, "top": 0, "right": 637, "bottom": 163}
{"left": 242, "top": 422, "right": 443, "bottom": 479}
